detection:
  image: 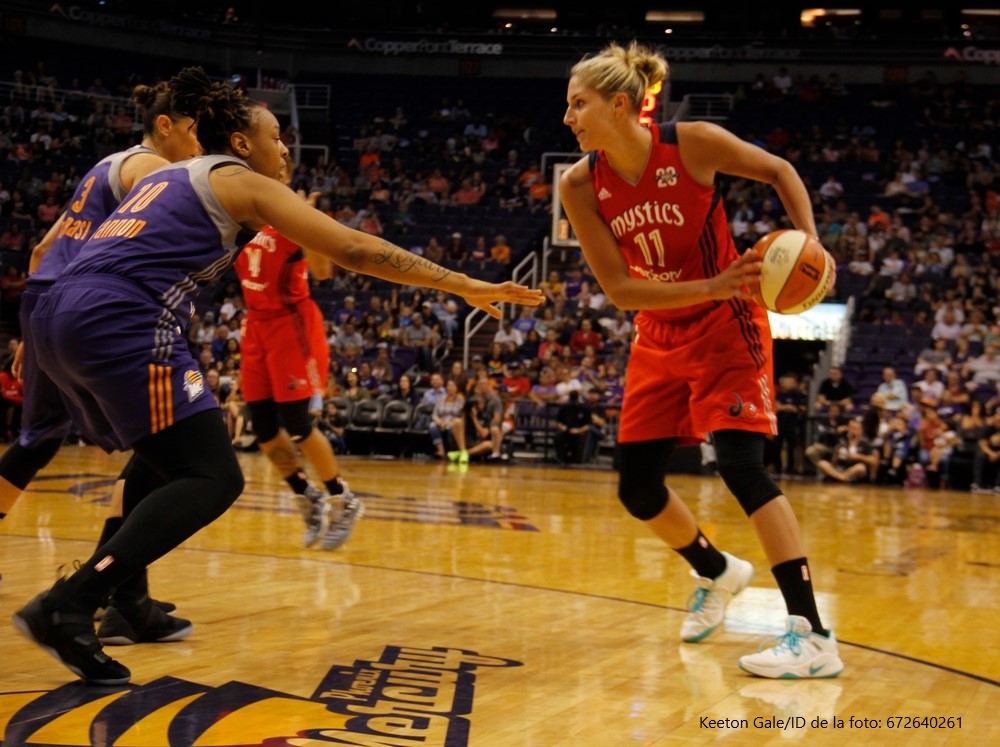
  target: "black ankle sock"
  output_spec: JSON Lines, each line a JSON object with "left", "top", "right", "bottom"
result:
{"left": 673, "top": 531, "right": 727, "bottom": 580}
{"left": 96, "top": 516, "right": 124, "bottom": 551}
{"left": 772, "top": 557, "right": 828, "bottom": 636}
{"left": 285, "top": 470, "right": 310, "bottom": 495}
{"left": 325, "top": 478, "right": 343, "bottom": 496}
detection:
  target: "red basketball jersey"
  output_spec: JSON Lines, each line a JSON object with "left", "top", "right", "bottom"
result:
{"left": 235, "top": 226, "right": 310, "bottom": 317}
{"left": 590, "top": 123, "right": 739, "bottom": 322}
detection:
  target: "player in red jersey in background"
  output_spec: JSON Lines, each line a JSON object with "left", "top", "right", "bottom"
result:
{"left": 559, "top": 41, "right": 842, "bottom": 679}
{"left": 235, "top": 160, "right": 361, "bottom": 550}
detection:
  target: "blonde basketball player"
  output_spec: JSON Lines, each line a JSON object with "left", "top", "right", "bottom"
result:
{"left": 559, "top": 41, "right": 843, "bottom": 678}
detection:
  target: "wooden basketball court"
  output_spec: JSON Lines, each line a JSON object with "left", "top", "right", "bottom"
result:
{"left": 0, "top": 446, "right": 997, "bottom": 745}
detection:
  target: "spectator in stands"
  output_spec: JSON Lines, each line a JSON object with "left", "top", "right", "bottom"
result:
{"left": 529, "top": 367, "right": 559, "bottom": 407}
{"left": 914, "top": 337, "right": 952, "bottom": 377}
{"left": 400, "top": 311, "right": 437, "bottom": 371}
{"left": 568, "top": 318, "right": 603, "bottom": 357}
{"left": 970, "top": 411, "right": 1000, "bottom": 493}
{"left": 490, "top": 234, "right": 511, "bottom": 264}
{"left": 510, "top": 307, "right": 536, "bottom": 337}
{"left": 914, "top": 368, "right": 945, "bottom": 407}
{"left": 916, "top": 404, "right": 958, "bottom": 488}
{"left": 815, "top": 366, "right": 855, "bottom": 412}
{"left": 963, "top": 345, "right": 1000, "bottom": 395}
{"left": 957, "top": 398, "right": 988, "bottom": 463}
{"left": 484, "top": 341, "right": 506, "bottom": 382}
{"left": 960, "top": 309, "right": 990, "bottom": 343}
{"left": 807, "top": 417, "right": 879, "bottom": 483}
{"left": 467, "top": 235, "right": 489, "bottom": 263}
{"left": 951, "top": 337, "right": 975, "bottom": 373}
{"left": 603, "top": 309, "right": 633, "bottom": 346}
{"left": 342, "top": 368, "right": 372, "bottom": 402}
{"left": 453, "top": 379, "right": 506, "bottom": 463}
{"left": 818, "top": 174, "right": 844, "bottom": 202}
{"left": 773, "top": 373, "right": 805, "bottom": 476}
{"left": 331, "top": 318, "right": 365, "bottom": 358}
{"left": 561, "top": 263, "right": 586, "bottom": 307}
{"left": 516, "top": 327, "right": 540, "bottom": 361}
{"left": 357, "top": 361, "right": 381, "bottom": 397}
{"left": 333, "top": 295, "right": 362, "bottom": 327}
{"left": 809, "top": 402, "right": 848, "bottom": 458}
{"left": 0, "top": 356, "right": 23, "bottom": 442}
{"left": 426, "top": 378, "right": 463, "bottom": 460}
{"left": 876, "top": 366, "right": 909, "bottom": 412}
{"left": 553, "top": 364, "right": 584, "bottom": 403}
{"left": 574, "top": 281, "right": 608, "bottom": 318}
{"left": 931, "top": 308, "right": 963, "bottom": 341}
{"left": 885, "top": 271, "right": 917, "bottom": 307}
{"left": 368, "top": 345, "right": 395, "bottom": 395}
{"left": 940, "top": 370, "right": 971, "bottom": 412}
{"left": 540, "top": 270, "right": 566, "bottom": 309}
{"left": 876, "top": 412, "right": 914, "bottom": 485}
{"left": 0, "top": 223, "right": 25, "bottom": 252}
{"left": 494, "top": 318, "right": 523, "bottom": 348}
{"left": 772, "top": 66, "right": 793, "bottom": 96}
{"left": 357, "top": 206, "right": 383, "bottom": 236}
{"left": 452, "top": 178, "right": 482, "bottom": 206}
{"left": 392, "top": 373, "right": 420, "bottom": 407}
{"left": 555, "top": 391, "right": 594, "bottom": 464}
{"left": 934, "top": 298, "right": 965, "bottom": 326}
{"left": 420, "top": 372, "right": 447, "bottom": 408}
{"left": 501, "top": 361, "right": 532, "bottom": 398}
{"left": 445, "top": 232, "right": 467, "bottom": 265}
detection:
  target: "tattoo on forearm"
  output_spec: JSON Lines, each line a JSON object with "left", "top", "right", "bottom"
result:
{"left": 371, "top": 242, "right": 452, "bottom": 282}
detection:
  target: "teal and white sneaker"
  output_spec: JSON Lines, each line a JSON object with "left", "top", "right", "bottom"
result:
{"left": 739, "top": 615, "right": 844, "bottom": 679}
{"left": 320, "top": 483, "right": 365, "bottom": 551}
{"left": 681, "top": 551, "right": 754, "bottom": 643}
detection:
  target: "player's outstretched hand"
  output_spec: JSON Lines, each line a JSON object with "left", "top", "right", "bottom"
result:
{"left": 460, "top": 280, "right": 545, "bottom": 320}
{"left": 709, "top": 250, "right": 762, "bottom": 301}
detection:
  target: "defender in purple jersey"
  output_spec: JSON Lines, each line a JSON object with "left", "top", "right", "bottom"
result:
{"left": 13, "top": 79, "right": 543, "bottom": 686}
{"left": 0, "top": 71, "right": 204, "bottom": 638}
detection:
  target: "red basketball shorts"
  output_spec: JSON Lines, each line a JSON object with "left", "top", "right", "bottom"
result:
{"left": 240, "top": 300, "right": 329, "bottom": 404}
{"left": 618, "top": 300, "right": 777, "bottom": 445}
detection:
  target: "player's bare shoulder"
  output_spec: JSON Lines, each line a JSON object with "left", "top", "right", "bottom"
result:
{"left": 119, "top": 152, "right": 169, "bottom": 189}
{"left": 560, "top": 156, "right": 591, "bottom": 186}
{"left": 675, "top": 120, "right": 728, "bottom": 146}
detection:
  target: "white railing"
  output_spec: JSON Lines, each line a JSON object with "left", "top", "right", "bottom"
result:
{"left": 291, "top": 84, "right": 331, "bottom": 111}
{"left": 460, "top": 251, "right": 539, "bottom": 367}
{"left": 461, "top": 305, "right": 499, "bottom": 369}
{"left": 676, "top": 93, "right": 735, "bottom": 121}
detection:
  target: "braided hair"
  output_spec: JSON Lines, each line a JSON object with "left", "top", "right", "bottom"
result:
{"left": 131, "top": 66, "right": 212, "bottom": 136}
{"left": 188, "top": 78, "right": 256, "bottom": 155}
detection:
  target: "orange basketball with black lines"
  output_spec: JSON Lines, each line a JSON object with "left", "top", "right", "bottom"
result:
{"left": 748, "top": 229, "right": 836, "bottom": 315}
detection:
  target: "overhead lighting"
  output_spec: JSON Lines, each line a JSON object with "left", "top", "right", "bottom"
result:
{"left": 645, "top": 11, "right": 704, "bottom": 23}
{"left": 962, "top": 8, "right": 1000, "bottom": 16}
{"left": 492, "top": 8, "right": 557, "bottom": 21}
{"left": 801, "top": 8, "right": 861, "bottom": 27}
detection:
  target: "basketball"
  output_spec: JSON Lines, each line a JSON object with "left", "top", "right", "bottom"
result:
{"left": 748, "top": 229, "right": 836, "bottom": 314}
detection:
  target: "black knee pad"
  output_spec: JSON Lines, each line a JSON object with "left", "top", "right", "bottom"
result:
{"left": 246, "top": 399, "right": 280, "bottom": 442}
{"left": 616, "top": 438, "right": 676, "bottom": 520}
{"left": 276, "top": 399, "right": 316, "bottom": 442}
{"left": 0, "top": 438, "right": 62, "bottom": 490}
{"left": 712, "top": 430, "right": 782, "bottom": 517}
